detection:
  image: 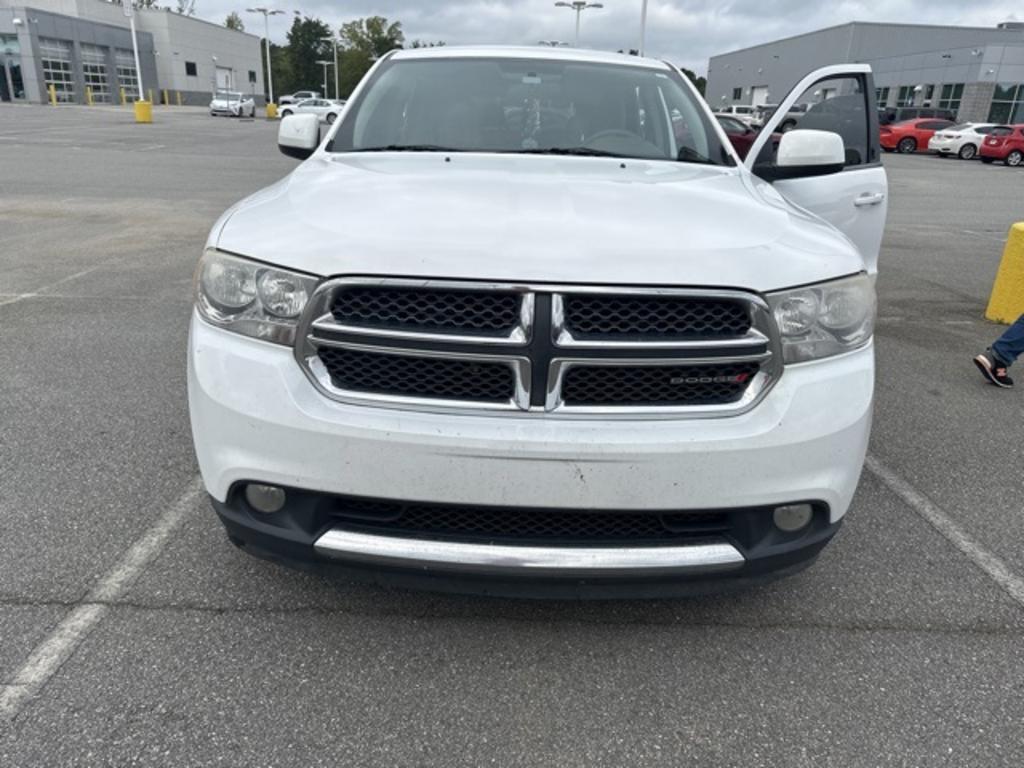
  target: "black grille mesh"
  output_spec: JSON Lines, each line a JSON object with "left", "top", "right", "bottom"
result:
{"left": 563, "top": 294, "right": 751, "bottom": 339}
{"left": 562, "top": 363, "right": 759, "bottom": 407}
{"left": 329, "top": 497, "right": 730, "bottom": 544}
{"left": 317, "top": 347, "right": 515, "bottom": 402}
{"left": 330, "top": 287, "right": 521, "bottom": 335}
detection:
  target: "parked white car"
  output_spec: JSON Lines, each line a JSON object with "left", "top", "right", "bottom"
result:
{"left": 928, "top": 123, "right": 998, "bottom": 160}
{"left": 715, "top": 104, "right": 759, "bottom": 127}
{"left": 190, "top": 48, "right": 887, "bottom": 597}
{"left": 209, "top": 90, "right": 255, "bottom": 118}
{"left": 278, "top": 90, "right": 320, "bottom": 106}
{"left": 279, "top": 97, "right": 345, "bottom": 124}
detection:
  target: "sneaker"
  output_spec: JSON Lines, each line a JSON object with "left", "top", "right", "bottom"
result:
{"left": 974, "top": 352, "right": 1014, "bottom": 388}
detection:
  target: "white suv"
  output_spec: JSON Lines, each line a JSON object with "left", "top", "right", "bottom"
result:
{"left": 189, "top": 48, "right": 888, "bottom": 597}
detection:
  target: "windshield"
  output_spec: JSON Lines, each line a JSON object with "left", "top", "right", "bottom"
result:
{"left": 330, "top": 56, "right": 731, "bottom": 165}
{"left": 216, "top": 91, "right": 242, "bottom": 100}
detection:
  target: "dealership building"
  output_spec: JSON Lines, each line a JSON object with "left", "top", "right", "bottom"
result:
{"left": 0, "top": 0, "right": 264, "bottom": 105}
{"left": 707, "top": 21, "right": 1024, "bottom": 124}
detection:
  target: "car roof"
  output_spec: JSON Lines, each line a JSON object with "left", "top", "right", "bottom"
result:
{"left": 388, "top": 45, "right": 672, "bottom": 70}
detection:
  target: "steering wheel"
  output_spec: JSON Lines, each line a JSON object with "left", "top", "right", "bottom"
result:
{"left": 584, "top": 128, "right": 642, "bottom": 145}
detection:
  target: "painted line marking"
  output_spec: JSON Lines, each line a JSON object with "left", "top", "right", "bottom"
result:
{"left": 0, "top": 258, "right": 125, "bottom": 309}
{"left": 0, "top": 477, "right": 203, "bottom": 722}
{"left": 866, "top": 453, "right": 1024, "bottom": 609}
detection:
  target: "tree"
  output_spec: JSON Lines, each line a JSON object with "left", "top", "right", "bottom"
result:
{"left": 337, "top": 16, "right": 404, "bottom": 98}
{"left": 286, "top": 15, "right": 332, "bottom": 93}
{"left": 678, "top": 67, "right": 707, "bottom": 96}
{"left": 175, "top": 0, "right": 196, "bottom": 16}
{"left": 225, "top": 11, "right": 244, "bottom": 31}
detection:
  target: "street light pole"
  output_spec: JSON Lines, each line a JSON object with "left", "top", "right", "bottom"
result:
{"left": 554, "top": 2, "right": 604, "bottom": 47}
{"left": 321, "top": 36, "right": 339, "bottom": 99}
{"left": 247, "top": 7, "right": 284, "bottom": 104}
{"left": 316, "top": 60, "right": 332, "bottom": 99}
{"left": 639, "top": 0, "right": 648, "bottom": 56}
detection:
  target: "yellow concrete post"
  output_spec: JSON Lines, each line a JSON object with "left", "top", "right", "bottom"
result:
{"left": 176, "top": 91, "right": 182, "bottom": 107}
{"left": 85, "top": 87, "right": 93, "bottom": 106}
{"left": 266, "top": 103, "right": 278, "bottom": 119}
{"left": 134, "top": 100, "right": 153, "bottom": 124}
{"left": 986, "top": 223, "right": 1024, "bottom": 323}
{"left": 49, "top": 84, "right": 57, "bottom": 106}
{"left": 148, "top": 88, "right": 154, "bottom": 105}
{"left": 120, "top": 87, "right": 127, "bottom": 106}
{"left": 162, "top": 89, "right": 169, "bottom": 105}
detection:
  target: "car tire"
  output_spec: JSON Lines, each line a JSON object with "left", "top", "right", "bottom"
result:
{"left": 958, "top": 144, "right": 977, "bottom": 160}
{"left": 281, "top": 110, "right": 292, "bottom": 117}
{"left": 326, "top": 113, "right": 337, "bottom": 124}
{"left": 1006, "top": 150, "right": 1023, "bottom": 167}
{"left": 897, "top": 137, "right": 917, "bottom": 154}
{"left": 780, "top": 120, "right": 796, "bottom": 132}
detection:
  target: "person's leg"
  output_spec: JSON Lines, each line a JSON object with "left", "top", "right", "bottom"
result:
{"left": 991, "top": 313, "right": 1024, "bottom": 367}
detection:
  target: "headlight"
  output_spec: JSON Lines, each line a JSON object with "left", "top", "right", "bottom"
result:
{"left": 767, "top": 274, "right": 875, "bottom": 363}
{"left": 195, "top": 250, "right": 318, "bottom": 345}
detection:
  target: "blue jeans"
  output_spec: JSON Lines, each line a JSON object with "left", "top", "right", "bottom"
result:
{"left": 992, "top": 313, "right": 1024, "bottom": 366}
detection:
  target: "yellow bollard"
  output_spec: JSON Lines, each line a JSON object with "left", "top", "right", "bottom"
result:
{"left": 120, "top": 87, "right": 127, "bottom": 106}
{"left": 985, "top": 222, "right": 1024, "bottom": 323}
{"left": 162, "top": 89, "right": 168, "bottom": 105}
{"left": 134, "top": 100, "right": 153, "bottom": 124}
{"left": 148, "top": 89, "right": 154, "bottom": 105}
{"left": 49, "top": 84, "right": 57, "bottom": 106}
{"left": 86, "top": 87, "right": 93, "bottom": 106}
{"left": 176, "top": 91, "right": 182, "bottom": 107}
{"left": 266, "top": 102, "right": 278, "bottom": 119}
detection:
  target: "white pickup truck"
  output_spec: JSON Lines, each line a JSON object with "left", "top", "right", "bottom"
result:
{"left": 188, "top": 46, "right": 887, "bottom": 597}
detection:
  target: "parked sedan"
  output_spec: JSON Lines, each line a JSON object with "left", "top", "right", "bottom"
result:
{"left": 880, "top": 118, "right": 954, "bottom": 153}
{"left": 279, "top": 97, "right": 345, "bottom": 124}
{"left": 716, "top": 115, "right": 758, "bottom": 158}
{"left": 980, "top": 125, "right": 1024, "bottom": 166}
{"left": 278, "top": 90, "right": 320, "bottom": 106}
{"left": 209, "top": 91, "right": 256, "bottom": 118}
{"left": 928, "top": 123, "right": 998, "bottom": 160}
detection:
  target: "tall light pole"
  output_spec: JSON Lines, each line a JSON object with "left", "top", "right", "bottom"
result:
{"left": 320, "top": 35, "right": 339, "bottom": 99}
{"left": 247, "top": 7, "right": 284, "bottom": 104}
{"left": 316, "top": 59, "right": 332, "bottom": 99}
{"left": 639, "top": 0, "right": 648, "bottom": 56}
{"left": 123, "top": 0, "right": 145, "bottom": 101}
{"left": 554, "top": 1, "right": 604, "bottom": 47}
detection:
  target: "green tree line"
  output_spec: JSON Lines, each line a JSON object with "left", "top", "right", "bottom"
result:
{"left": 258, "top": 15, "right": 442, "bottom": 101}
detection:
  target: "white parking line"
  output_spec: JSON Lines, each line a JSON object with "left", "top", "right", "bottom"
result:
{"left": 0, "top": 477, "right": 203, "bottom": 721}
{"left": 866, "top": 453, "right": 1024, "bottom": 608}
{"left": 0, "top": 258, "right": 126, "bottom": 309}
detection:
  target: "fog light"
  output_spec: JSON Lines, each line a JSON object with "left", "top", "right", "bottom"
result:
{"left": 245, "top": 483, "right": 286, "bottom": 514}
{"left": 773, "top": 504, "right": 813, "bottom": 533}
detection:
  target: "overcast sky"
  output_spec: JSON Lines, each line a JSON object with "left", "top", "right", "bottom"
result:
{"left": 204, "top": 1, "right": 1021, "bottom": 74}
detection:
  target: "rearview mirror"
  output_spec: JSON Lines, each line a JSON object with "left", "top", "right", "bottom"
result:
{"left": 757, "top": 129, "right": 845, "bottom": 181}
{"left": 278, "top": 114, "right": 320, "bottom": 160}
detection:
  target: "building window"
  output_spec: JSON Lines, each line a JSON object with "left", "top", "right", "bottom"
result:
{"left": 938, "top": 83, "right": 964, "bottom": 112}
{"left": 875, "top": 87, "right": 890, "bottom": 106}
{"left": 80, "top": 44, "right": 111, "bottom": 104}
{"left": 39, "top": 38, "right": 75, "bottom": 103}
{"left": 185, "top": 61, "right": 197, "bottom": 77}
{"left": 896, "top": 85, "right": 915, "bottom": 108}
{"left": 732, "top": 87, "right": 742, "bottom": 100}
{"left": 248, "top": 70, "right": 257, "bottom": 84}
{"left": 989, "top": 83, "right": 1024, "bottom": 124}
{"left": 115, "top": 49, "right": 139, "bottom": 100}
{"left": 923, "top": 84, "right": 935, "bottom": 103}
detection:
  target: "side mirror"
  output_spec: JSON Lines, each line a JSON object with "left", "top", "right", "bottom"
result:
{"left": 756, "top": 129, "right": 845, "bottom": 181}
{"left": 278, "top": 114, "right": 320, "bottom": 160}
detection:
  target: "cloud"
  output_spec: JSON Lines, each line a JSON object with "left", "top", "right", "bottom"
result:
{"left": 205, "top": 0, "right": 1021, "bottom": 74}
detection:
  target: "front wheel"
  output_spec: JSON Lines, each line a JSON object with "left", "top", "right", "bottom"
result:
{"left": 1006, "top": 150, "right": 1023, "bottom": 167}
{"left": 897, "top": 137, "right": 917, "bottom": 154}
{"left": 958, "top": 144, "right": 977, "bottom": 160}
{"left": 780, "top": 120, "right": 796, "bottom": 132}
{"left": 280, "top": 110, "right": 292, "bottom": 117}
{"left": 325, "top": 113, "right": 337, "bottom": 124}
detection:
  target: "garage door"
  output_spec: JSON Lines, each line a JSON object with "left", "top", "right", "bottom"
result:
{"left": 751, "top": 86, "right": 770, "bottom": 106}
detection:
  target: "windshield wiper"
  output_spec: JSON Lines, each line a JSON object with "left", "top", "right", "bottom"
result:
{"left": 512, "top": 147, "right": 629, "bottom": 158}
{"left": 677, "top": 147, "right": 716, "bottom": 164}
{"left": 353, "top": 144, "right": 464, "bottom": 153}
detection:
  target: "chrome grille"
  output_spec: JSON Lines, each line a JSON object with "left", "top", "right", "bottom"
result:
{"left": 296, "top": 278, "right": 780, "bottom": 418}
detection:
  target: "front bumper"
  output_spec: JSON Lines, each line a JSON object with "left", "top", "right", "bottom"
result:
{"left": 188, "top": 313, "right": 873, "bottom": 593}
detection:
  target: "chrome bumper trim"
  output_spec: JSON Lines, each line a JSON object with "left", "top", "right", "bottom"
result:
{"left": 313, "top": 529, "right": 745, "bottom": 578}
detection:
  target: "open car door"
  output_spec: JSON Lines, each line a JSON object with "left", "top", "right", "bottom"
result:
{"left": 744, "top": 64, "right": 887, "bottom": 274}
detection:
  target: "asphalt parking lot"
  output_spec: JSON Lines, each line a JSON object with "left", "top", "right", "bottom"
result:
{"left": 1, "top": 103, "right": 1023, "bottom": 766}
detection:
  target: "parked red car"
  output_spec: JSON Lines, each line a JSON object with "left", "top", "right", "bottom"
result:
{"left": 716, "top": 115, "right": 758, "bottom": 158}
{"left": 880, "top": 118, "right": 955, "bottom": 153}
{"left": 980, "top": 125, "right": 1024, "bottom": 166}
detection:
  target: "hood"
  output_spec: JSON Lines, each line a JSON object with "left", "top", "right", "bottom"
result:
{"left": 216, "top": 153, "right": 863, "bottom": 292}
